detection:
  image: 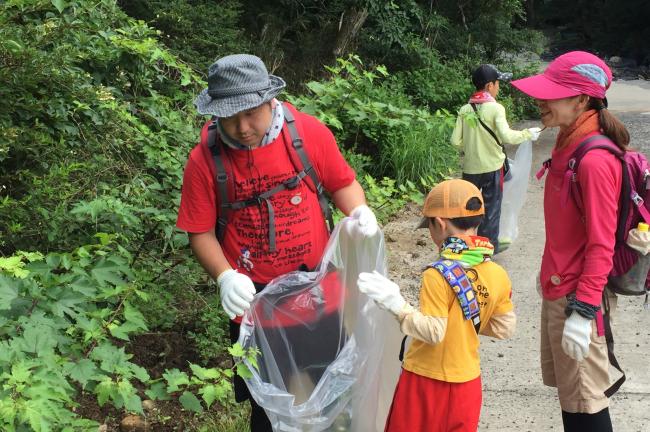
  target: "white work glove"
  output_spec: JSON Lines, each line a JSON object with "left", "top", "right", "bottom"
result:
{"left": 349, "top": 205, "right": 379, "bottom": 238}
{"left": 528, "top": 127, "right": 542, "bottom": 141}
{"left": 357, "top": 271, "right": 407, "bottom": 315}
{"left": 217, "top": 269, "right": 256, "bottom": 320}
{"left": 561, "top": 312, "right": 592, "bottom": 362}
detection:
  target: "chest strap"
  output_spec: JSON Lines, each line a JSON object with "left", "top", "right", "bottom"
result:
{"left": 207, "top": 108, "right": 332, "bottom": 253}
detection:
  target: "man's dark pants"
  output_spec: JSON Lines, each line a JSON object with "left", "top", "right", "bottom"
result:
{"left": 462, "top": 169, "right": 502, "bottom": 253}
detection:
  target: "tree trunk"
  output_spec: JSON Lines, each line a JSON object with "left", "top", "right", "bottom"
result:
{"left": 332, "top": 7, "right": 369, "bottom": 58}
{"left": 525, "top": 0, "right": 536, "bottom": 26}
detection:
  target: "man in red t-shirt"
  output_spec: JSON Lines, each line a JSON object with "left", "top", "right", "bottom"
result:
{"left": 176, "top": 54, "right": 377, "bottom": 431}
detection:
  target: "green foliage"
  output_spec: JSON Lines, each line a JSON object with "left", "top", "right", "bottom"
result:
{"left": 358, "top": 0, "right": 433, "bottom": 68}
{"left": 419, "top": 0, "right": 544, "bottom": 62}
{"left": 0, "top": 1, "right": 249, "bottom": 428}
{"left": 354, "top": 175, "right": 438, "bottom": 224}
{"left": 397, "top": 56, "right": 475, "bottom": 112}
{"left": 117, "top": 0, "right": 249, "bottom": 72}
{"left": 500, "top": 61, "right": 545, "bottom": 122}
{"left": 187, "top": 301, "right": 232, "bottom": 363}
{"left": 290, "top": 55, "right": 459, "bottom": 183}
{"left": 146, "top": 344, "right": 258, "bottom": 413}
{"left": 0, "top": 240, "right": 146, "bottom": 429}
{"left": 0, "top": 243, "right": 257, "bottom": 429}
{"left": 0, "top": 0, "right": 201, "bottom": 255}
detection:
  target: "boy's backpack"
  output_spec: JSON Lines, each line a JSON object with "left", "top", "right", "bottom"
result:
{"left": 563, "top": 134, "right": 650, "bottom": 296}
{"left": 202, "top": 106, "right": 333, "bottom": 253}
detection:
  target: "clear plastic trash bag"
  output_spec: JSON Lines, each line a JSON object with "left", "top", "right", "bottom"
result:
{"left": 238, "top": 218, "right": 402, "bottom": 431}
{"left": 499, "top": 140, "right": 533, "bottom": 246}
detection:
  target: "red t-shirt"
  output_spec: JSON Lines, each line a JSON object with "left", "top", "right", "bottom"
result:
{"left": 176, "top": 103, "right": 355, "bottom": 284}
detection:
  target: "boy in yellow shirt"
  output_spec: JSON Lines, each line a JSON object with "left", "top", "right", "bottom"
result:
{"left": 358, "top": 179, "right": 516, "bottom": 431}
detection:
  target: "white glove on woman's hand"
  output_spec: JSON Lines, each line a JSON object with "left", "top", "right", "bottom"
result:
{"left": 561, "top": 311, "right": 592, "bottom": 362}
{"left": 349, "top": 205, "right": 379, "bottom": 237}
{"left": 217, "top": 269, "right": 256, "bottom": 320}
{"left": 528, "top": 127, "right": 542, "bottom": 141}
{"left": 357, "top": 271, "right": 406, "bottom": 315}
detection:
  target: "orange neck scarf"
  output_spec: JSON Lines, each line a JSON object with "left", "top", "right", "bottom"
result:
{"left": 555, "top": 109, "right": 600, "bottom": 151}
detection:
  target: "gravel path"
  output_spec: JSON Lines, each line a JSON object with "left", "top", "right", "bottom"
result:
{"left": 382, "top": 79, "right": 650, "bottom": 431}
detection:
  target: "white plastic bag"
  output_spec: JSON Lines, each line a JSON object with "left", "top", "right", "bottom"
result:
{"left": 499, "top": 140, "right": 533, "bottom": 246}
{"left": 238, "top": 218, "right": 402, "bottom": 431}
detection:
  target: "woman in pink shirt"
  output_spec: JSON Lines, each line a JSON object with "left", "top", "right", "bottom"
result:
{"left": 511, "top": 51, "right": 630, "bottom": 432}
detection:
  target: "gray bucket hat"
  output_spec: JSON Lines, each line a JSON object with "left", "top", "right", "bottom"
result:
{"left": 194, "top": 54, "right": 286, "bottom": 118}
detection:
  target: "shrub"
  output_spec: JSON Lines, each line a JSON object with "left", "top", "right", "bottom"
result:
{"left": 289, "top": 55, "right": 458, "bottom": 183}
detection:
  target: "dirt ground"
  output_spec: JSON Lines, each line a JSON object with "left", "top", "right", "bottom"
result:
{"left": 382, "top": 79, "right": 650, "bottom": 432}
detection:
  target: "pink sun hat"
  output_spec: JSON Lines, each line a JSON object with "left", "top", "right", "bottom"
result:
{"left": 511, "top": 51, "right": 612, "bottom": 100}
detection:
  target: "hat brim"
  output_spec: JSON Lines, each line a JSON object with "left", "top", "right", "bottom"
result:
{"left": 194, "top": 75, "right": 286, "bottom": 117}
{"left": 511, "top": 74, "right": 581, "bottom": 100}
{"left": 415, "top": 217, "right": 430, "bottom": 230}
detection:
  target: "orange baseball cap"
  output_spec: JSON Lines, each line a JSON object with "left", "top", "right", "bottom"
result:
{"left": 416, "top": 179, "right": 484, "bottom": 229}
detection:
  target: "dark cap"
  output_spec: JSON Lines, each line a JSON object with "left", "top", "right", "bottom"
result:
{"left": 472, "top": 64, "right": 513, "bottom": 89}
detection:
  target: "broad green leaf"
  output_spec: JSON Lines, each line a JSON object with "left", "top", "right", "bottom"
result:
{"left": 189, "top": 364, "right": 219, "bottom": 381}
{"left": 0, "top": 277, "right": 19, "bottom": 309}
{"left": 51, "top": 0, "right": 66, "bottom": 13}
{"left": 109, "top": 320, "right": 140, "bottom": 341}
{"left": 47, "top": 290, "right": 85, "bottom": 318}
{"left": 124, "top": 393, "right": 143, "bottom": 414}
{"left": 0, "top": 256, "right": 28, "bottom": 278}
{"left": 95, "top": 379, "right": 114, "bottom": 406}
{"left": 66, "top": 359, "right": 99, "bottom": 388}
{"left": 144, "top": 381, "right": 171, "bottom": 401}
{"left": 163, "top": 369, "right": 190, "bottom": 393}
{"left": 68, "top": 277, "right": 97, "bottom": 297}
{"left": 123, "top": 302, "right": 148, "bottom": 331}
{"left": 130, "top": 364, "right": 150, "bottom": 383}
{"left": 11, "top": 360, "right": 32, "bottom": 383}
{"left": 20, "top": 324, "right": 58, "bottom": 356}
{"left": 90, "top": 343, "right": 132, "bottom": 373}
{"left": 90, "top": 258, "right": 126, "bottom": 287}
{"left": 179, "top": 391, "right": 203, "bottom": 413}
{"left": 227, "top": 342, "right": 245, "bottom": 357}
{"left": 236, "top": 363, "right": 253, "bottom": 379}
{"left": 199, "top": 384, "right": 221, "bottom": 409}
{"left": 0, "top": 399, "right": 17, "bottom": 424}
{"left": 117, "top": 380, "right": 142, "bottom": 413}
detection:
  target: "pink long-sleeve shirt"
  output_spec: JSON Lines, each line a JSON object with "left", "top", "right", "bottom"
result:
{"left": 540, "top": 131, "right": 622, "bottom": 306}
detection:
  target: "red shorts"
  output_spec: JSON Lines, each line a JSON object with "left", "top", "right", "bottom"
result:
{"left": 385, "top": 369, "right": 482, "bottom": 432}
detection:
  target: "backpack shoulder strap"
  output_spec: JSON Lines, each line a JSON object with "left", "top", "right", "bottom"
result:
{"left": 430, "top": 259, "right": 481, "bottom": 333}
{"left": 283, "top": 106, "right": 334, "bottom": 232}
{"left": 205, "top": 120, "right": 233, "bottom": 243}
{"left": 570, "top": 134, "right": 623, "bottom": 162}
{"left": 569, "top": 134, "right": 629, "bottom": 243}
{"left": 398, "top": 260, "right": 481, "bottom": 363}
{"left": 602, "top": 293, "right": 626, "bottom": 397}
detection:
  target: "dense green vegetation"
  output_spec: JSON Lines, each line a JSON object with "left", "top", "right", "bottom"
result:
{"left": 5, "top": 0, "right": 644, "bottom": 429}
